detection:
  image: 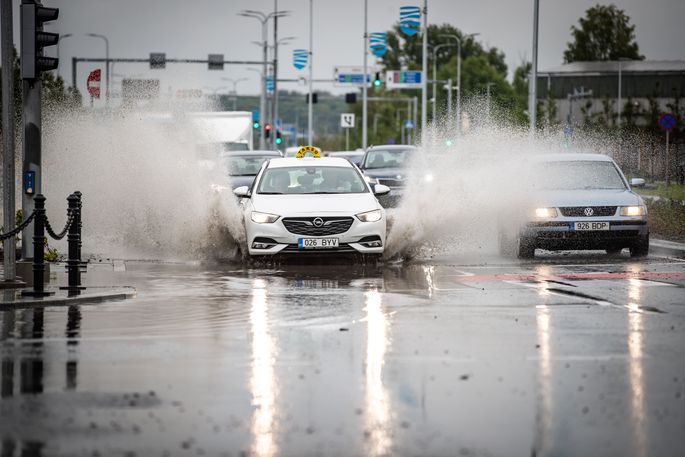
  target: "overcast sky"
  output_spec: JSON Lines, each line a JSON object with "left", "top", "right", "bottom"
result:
{"left": 6, "top": 0, "right": 685, "bottom": 106}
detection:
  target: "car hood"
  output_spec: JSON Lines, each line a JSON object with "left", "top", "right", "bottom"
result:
{"left": 362, "top": 167, "right": 408, "bottom": 179}
{"left": 252, "top": 193, "right": 380, "bottom": 216}
{"left": 533, "top": 189, "right": 643, "bottom": 207}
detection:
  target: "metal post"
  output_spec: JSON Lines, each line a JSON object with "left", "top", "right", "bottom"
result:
{"left": 273, "top": 0, "right": 279, "bottom": 149}
{"left": 307, "top": 0, "right": 313, "bottom": 145}
{"left": 21, "top": 194, "right": 53, "bottom": 296}
{"left": 362, "top": 0, "right": 368, "bottom": 149}
{"left": 617, "top": 60, "right": 622, "bottom": 127}
{"left": 261, "top": 23, "right": 268, "bottom": 149}
{"left": 665, "top": 130, "right": 671, "bottom": 185}
{"left": 72, "top": 56, "right": 77, "bottom": 89}
{"left": 346, "top": 128, "right": 349, "bottom": 150}
{"left": 413, "top": 96, "right": 418, "bottom": 144}
{"left": 1, "top": 0, "right": 16, "bottom": 280}
{"left": 66, "top": 193, "right": 80, "bottom": 293}
{"left": 456, "top": 38, "right": 461, "bottom": 135}
{"left": 420, "top": 0, "right": 428, "bottom": 136}
{"left": 432, "top": 50, "right": 437, "bottom": 123}
{"left": 22, "top": 80, "right": 42, "bottom": 260}
{"left": 446, "top": 78, "right": 453, "bottom": 124}
{"left": 528, "top": 0, "right": 539, "bottom": 135}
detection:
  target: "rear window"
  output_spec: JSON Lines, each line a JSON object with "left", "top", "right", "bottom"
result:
{"left": 362, "top": 149, "right": 414, "bottom": 169}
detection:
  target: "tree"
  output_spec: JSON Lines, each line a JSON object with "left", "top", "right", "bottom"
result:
{"left": 564, "top": 4, "right": 644, "bottom": 63}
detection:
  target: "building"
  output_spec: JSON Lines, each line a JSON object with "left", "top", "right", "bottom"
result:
{"left": 537, "top": 60, "right": 685, "bottom": 128}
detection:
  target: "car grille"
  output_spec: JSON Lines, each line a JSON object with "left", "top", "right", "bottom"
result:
{"left": 282, "top": 217, "right": 354, "bottom": 236}
{"left": 281, "top": 243, "right": 356, "bottom": 253}
{"left": 559, "top": 206, "right": 617, "bottom": 217}
{"left": 377, "top": 178, "right": 405, "bottom": 187}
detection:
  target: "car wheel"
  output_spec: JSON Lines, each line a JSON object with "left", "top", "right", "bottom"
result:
{"left": 629, "top": 235, "right": 649, "bottom": 258}
{"left": 605, "top": 247, "right": 623, "bottom": 255}
{"left": 517, "top": 236, "right": 535, "bottom": 259}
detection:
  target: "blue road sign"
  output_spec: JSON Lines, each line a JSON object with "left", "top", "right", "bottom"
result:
{"left": 337, "top": 73, "right": 369, "bottom": 84}
{"left": 564, "top": 125, "right": 573, "bottom": 138}
{"left": 293, "top": 49, "right": 308, "bottom": 70}
{"left": 405, "top": 119, "right": 414, "bottom": 129}
{"left": 659, "top": 113, "right": 677, "bottom": 132}
{"left": 266, "top": 75, "right": 274, "bottom": 93}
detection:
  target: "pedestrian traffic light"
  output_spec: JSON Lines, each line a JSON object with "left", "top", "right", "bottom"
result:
{"left": 20, "top": 2, "right": 60, "bottom": 80}
{"left": 264, "top": 123, "right": 271, "bottom": 138}
{"left": 275, "top": 130, "right": 282, "bottom": 145}
{"left": 373, "top": 72, "right": 382, "bottom": 87}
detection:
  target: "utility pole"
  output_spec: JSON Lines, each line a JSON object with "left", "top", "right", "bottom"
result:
{"left": 528, "top": 0, "right": 539, "bottom": 136}
{"left": 273, "top": 0, "right": 279, "bottom": 149}
{"left": 307, "top": 0, "right": 314, "bottom": 145}
{"left": 2, "top": 0, "right": 16, "bottom": 280}
{"left": 362, "top": 0, "right": 368, "bottom": 149}
{"left": 446, "top": 78, "right": 453, "bottom": 122}
{"left": 420, "top": 0, "right": 428, "bottom": 136}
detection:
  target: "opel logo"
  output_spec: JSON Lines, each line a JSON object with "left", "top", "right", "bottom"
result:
{"left": 313, "top": 217, "right": 324, "bottom": 227}
{"left": 583, "top": 207, "right": 594, "bottom": 216}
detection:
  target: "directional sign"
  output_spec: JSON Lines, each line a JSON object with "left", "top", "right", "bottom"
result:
{"left": 340, "top": 113, "right": 355, "bottom": 129}
{"left": 87, "top": 69, "right": 101, "bottom": 98}
{"left": 659, "top": 113, "right": 677, "bottom": 132}
{"left": 386, "top": 70, "right": 422, "bottom": 89}
{"left": 334, "top": 66, "right": 373, "bottom": 87}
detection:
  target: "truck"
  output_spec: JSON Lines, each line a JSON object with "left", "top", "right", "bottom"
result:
{"left": 186, "top": 111, "right": 254, "bottom": 152}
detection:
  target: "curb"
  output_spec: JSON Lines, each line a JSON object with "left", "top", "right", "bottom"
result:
{"left": 0, "top": 286, "right": 136, "bottom": 309}
{"left": 651, "top": 238, "right": 685, "bottom": 259}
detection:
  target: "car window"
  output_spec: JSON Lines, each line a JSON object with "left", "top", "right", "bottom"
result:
{"left": 532, "top": 161, "right": 627, "bottom": 190}
{"left": 225, "top": 156, "right": 273, "bottom": 176}
{"left": 256, "top": 166, "right": 368, "bottom": 194}
{"left": 363, "top": 149, "right": 413, "bottom": 169}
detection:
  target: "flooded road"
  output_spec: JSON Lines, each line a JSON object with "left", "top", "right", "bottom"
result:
{"left": 1, "top": 252, "right": 684, "bottom": 456}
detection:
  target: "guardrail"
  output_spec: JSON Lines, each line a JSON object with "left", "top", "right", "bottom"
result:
{"left": 0, "top": 192, "right": 83, "bottom": 297}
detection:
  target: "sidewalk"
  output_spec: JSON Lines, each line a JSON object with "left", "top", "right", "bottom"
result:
{"left": 651, "top": 238, "right": 685, "bottom": 259}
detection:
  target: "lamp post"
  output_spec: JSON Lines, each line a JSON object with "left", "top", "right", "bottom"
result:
{"left": 222, "top": 77, "right": 249, "bottom": 111}
{"left": 432, "top": 43, "right": 456, "bottom": 123}
{"left": 307, "top": 0, "right": 313, "bottom": 145}
{"left": 239, "top": 10, "right": 288, "bottom": 149}
{"left": 56, "top": 33, "right": 73, "bottom": 79}
{"left": 528, "top": 0, "right": 539, "bottom": 136}
{"left": 442, "top": 32, "right": 479, "bottom": 136}
{"left": 420, "top": 0, "right": 428, "bottom": 136}
{"left": 617, "top": 58, "right": 633, "bottom": 127}
{"left": 85, "top": 33, "right": 109, "bottom": 107}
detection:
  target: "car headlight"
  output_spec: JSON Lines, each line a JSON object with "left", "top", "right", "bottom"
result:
{"left": 620, "top": 205, "right": 646, "bottom": 216}
{"left": 535, "top": 207, "right": 558, "bottom": 218}
{"left": 356, "top": 209, "right": 382, "bottom": 222}
{"left": 251, "top": 211, "right": 280, "bottom": 224}
{"left": 364, "top": 175, "right": 378, "bottom": 185}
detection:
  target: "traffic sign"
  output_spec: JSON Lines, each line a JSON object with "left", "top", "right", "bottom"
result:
{"left": 340, "top": 113, "right": 355, "bottom": 129}
{"left": 659, "top": 113, "right": 677, "bottom": 132}
{"left": 404, "top": 119, "right": 414, "bottom": 129}
{"left": 334, "top": 66, "right": 374, "bottom": 87}
{"left": 87, "top": 69, "right": 101, "bottom": 99}
{"left": 386, "top": 70, "right": 422, "bottom": 89}
{"left": 564, "top": 125, "right": 573, "bottom": 138}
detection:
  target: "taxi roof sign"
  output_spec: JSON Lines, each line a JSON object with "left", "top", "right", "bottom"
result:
{"left": 295, "top": 146, "right": 321, "bottom": 158}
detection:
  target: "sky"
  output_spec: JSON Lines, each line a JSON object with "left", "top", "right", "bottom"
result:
{"left": 5, "top": 0, "right": 685, "bottom": 107}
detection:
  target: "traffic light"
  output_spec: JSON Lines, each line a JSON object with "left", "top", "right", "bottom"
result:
{"left": 306, "top": 93, "right": 318, "bottom": 104}
{"left": 345, "top": 93, "right": 357, "bottom": 103}
{"left": 20, "top": 2, "right": 60, "bottom": 80}
{"left": 264, "top": 123, "right": 271, "bottom": 138}
{"left": 373, "top": 72, "right": 382, "bottom": 87}
{"left": 275, "top": 130, "right": 282, "bottom": 145}
{"left": 253, "top": 121, "right": 260, "bottom": 129}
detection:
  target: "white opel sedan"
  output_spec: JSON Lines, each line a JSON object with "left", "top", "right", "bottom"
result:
{"left": 233, "top": 155, "right": 390, "bottom": 257}
{"left": 499, "top": 153, "right": 649, "bottom": 258}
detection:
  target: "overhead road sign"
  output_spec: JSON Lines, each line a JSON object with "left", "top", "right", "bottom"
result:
{"left": 386, "top": 70, "right": 422, "bottom": 89}
{"left": 340, "top": 113, "right": 355, "bottom": 128}
{"left": 333, "top": 66, "right": 376, "bottom": 87}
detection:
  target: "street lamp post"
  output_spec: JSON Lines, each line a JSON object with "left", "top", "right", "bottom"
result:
{"left": 86, "top": 33, "right": 109, "bottom": 107}
{"left": 432, "top": 43, "right": 456, "bottom": 123}
{"left": 442, "top": 32, "right": 479, "bottom": 136}
{"left": 362, "top": 0, "right": 368, "bottom": 149}
{"left": 420, "top": 0, "right": 428, "bottom": 136}
{"left": 239, "top": 9, "right": 288, "bottom": 149}
{"left": 56, "top": 33, "right": 73, "bottom": 79}
{"left": 222, "top": 77, "right": 249, "bottom": 111}
{"left": 308, "top": 0, "right": 313, "bottom": 145}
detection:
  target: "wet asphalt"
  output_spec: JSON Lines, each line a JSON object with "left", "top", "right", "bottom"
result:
{"left": 1, "top": 250, "right": 684, "bottom": 457}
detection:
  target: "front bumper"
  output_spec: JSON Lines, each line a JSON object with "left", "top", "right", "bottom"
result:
{"left": 521, "top": 217, "right": 648, "bottom": 250}
{"left": 246, "top": 217, "right": 386, "bottom": 256}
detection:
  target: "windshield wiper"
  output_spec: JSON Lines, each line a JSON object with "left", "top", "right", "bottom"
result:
{"left": 258, "top": 192, "right": 283, "bottom": 195}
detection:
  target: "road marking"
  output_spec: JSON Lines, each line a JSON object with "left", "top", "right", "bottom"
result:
{"left": 451, "top": 271, "right": 685, "bottom": 283}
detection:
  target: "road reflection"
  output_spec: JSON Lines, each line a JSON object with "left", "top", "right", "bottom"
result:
{"left": 627, "top": 266, "right": 647, "bottom": 457}
{"left": 249, "top": 279, "right": 278, "bottom": 457}
{"left": 363, "top": 289, "right": 392, "bottom": 456}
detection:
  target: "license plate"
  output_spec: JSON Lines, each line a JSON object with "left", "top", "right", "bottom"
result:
{"left": 573, "top": 221, "right": 610, "bottom": 231}
{"left": 298, "top": 238, "right": 339, "bottom": 249}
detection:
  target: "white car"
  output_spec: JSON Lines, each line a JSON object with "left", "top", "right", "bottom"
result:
{"left": 233, "top": 156, "right": 390, "bottom": 257}
{"left": 499, "top": 153, "right": 649, "bottom": 258}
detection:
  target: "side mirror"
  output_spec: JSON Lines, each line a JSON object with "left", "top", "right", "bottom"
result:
{"left": 630, "top": 178, "right": 645, "bottom": 188}
{"left": 233, "top": 186, "right": 251, "bottom": 198}
{"left": 373, "top": 184, "right": 391, "bottom": 196}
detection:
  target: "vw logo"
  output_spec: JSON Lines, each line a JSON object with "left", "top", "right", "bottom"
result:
{"left": 583, "top": 207, "right": 594, "bottom": 216}
{"left": 313, "top": 217, "right": 324, "bottom": 227}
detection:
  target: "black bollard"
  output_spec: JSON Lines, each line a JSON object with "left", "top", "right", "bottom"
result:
{"left": 74, "top": 191, "right": 85, "bottom": 279}
{"left": 66, "top": 193, "right": 81, "bottom": 293}
{"left": 22, "top": 194, "right": 54, "bottom": 297}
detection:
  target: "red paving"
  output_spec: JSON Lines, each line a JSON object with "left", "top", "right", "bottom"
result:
{"left": 451, "top": 271, "right": 685, "bottom": 283}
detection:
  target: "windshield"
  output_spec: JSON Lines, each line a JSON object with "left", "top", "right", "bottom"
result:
{"left": 225, "top": 155, "right": 273, "bottom": 176}
{"left": 257, "top": 166, "right": 368, "bottom": 194}
{"left": 362, "top": 148, "right": 413, "bottom": 169}
{"left": 532, "top": 161, "right": 627, "bottom": 190}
